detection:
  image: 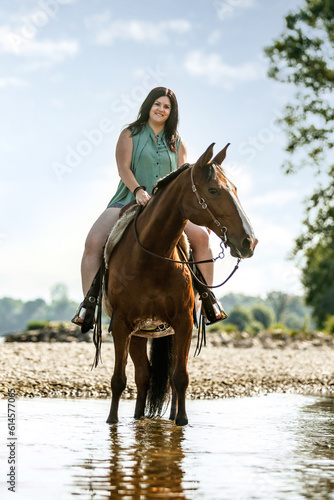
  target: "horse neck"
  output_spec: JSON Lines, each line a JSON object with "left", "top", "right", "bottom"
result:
{"left": 136, "top": 171, "right": 190, "bottom": 257}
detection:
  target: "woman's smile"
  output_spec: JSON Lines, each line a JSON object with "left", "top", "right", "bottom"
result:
{"left": 149, "top": 96, "right": 171, "bottom": 126}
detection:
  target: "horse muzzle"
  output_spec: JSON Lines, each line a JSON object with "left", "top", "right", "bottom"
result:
{"left": 228, "top": 235, "right": 258, "bottom": 259}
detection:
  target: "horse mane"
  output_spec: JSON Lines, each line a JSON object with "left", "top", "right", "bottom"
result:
{"left": 152, "top": 163, "right": 190, "bottom": 195}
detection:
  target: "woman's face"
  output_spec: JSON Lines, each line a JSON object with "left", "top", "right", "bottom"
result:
{"left": 149, "top": 96, "right": 171, "bottom": 127}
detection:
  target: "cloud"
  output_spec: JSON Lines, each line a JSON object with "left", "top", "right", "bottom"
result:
{"left": 207, "top": 30, "right": 221, "bottom": 45}
{"left": 213, "top": 0, "right": 257, "bottom": 21}
{"left": 184, "top": 50, "right": 265, "bottom": 89}
{"left": 0, "top": 76, "right": 27, "bottom": 88}
{"left": 84, "top": 13, "right": 191, "bottom": 45}
{"left": 0, "top": 25, "right": 79, "bottom": 63}
{"left": 224, "top": 162, "right": 254, "bottom": 195}
{"left": 247, "top": 190, "right": 299, "bottom": 209}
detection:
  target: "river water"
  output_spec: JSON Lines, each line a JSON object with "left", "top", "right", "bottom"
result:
{"left": 1, "top": 394, "right": 334, "bottom": 499}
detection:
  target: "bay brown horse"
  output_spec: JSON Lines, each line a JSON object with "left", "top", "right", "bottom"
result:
{"left": 104, "top": 143, "right": 257, "bottom": 426}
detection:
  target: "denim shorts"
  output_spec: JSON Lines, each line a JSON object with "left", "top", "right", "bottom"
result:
{"left": 108, "top": 202, "right": 125, "bottom": 209}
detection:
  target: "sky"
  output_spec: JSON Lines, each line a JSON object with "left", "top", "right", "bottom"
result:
{"left": 0, "top": 0, "right": 316, "bottom": 304}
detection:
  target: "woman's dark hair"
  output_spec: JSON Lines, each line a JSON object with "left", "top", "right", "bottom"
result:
{"left": 127, "top": 87, "right": 179, "bottom": 152}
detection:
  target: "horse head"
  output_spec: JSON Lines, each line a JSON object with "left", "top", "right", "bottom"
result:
{"left": 184, "top": 143, "right": 258, "bottom": 259}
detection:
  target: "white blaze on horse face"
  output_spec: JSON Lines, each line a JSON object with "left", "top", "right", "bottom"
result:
{"left": 225, "top": 179, "right": 255, "bottom": 238}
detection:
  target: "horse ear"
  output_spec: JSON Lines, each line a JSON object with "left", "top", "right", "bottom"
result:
{"left": 212, "top": 143, "right": 230, "bottom": 165}
{"left": 195, "top": 143, "right": 215, "bottom": 168}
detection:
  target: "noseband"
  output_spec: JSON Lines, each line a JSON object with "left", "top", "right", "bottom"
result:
{"left": 190, "top": 163, "right": 227, "bottom": 243}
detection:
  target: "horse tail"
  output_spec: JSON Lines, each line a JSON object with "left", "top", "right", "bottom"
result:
{"left": 146, "top": 336, "right": 173, "bottom": 417}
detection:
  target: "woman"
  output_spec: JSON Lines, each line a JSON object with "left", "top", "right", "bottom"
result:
{"left": 72, "top": 87, "right": 224, "bottom": 328}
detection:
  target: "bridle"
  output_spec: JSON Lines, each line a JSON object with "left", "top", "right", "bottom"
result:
{"left": 133, "top": 163, "right": 241, "bottom": 289}
{"left": 190, "top": 163, "right": 228, "bottom": 244}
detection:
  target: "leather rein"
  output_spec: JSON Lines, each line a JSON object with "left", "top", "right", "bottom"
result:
{"left": 133, "top": 164, "right": 241, "bottom": 289}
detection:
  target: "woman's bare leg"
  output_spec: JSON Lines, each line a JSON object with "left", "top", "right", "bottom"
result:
{"left": 81, "top": 207, "right": 121, "bottom": 296}
{"left": 184, "top": 221, "right": 213, "bottom": 285}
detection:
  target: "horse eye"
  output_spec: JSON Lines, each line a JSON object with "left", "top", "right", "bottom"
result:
{"left": 208, "top": 188, "right": 219, "bottom": 195}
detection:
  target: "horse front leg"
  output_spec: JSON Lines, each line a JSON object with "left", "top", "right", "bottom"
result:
{"left": 129, "top": 336, "right": 150, "bottom": 419}
{"left": 107, "top": 318, "right": 132, "bottom": 424}
{"left": 171, "top": 319, "right": 192, "bottom": 426}
{"left": 169, "top": 351, "right": 178, "bottom": 421}
{"left": 169, "top": 380, "right": 178, "bottom": 422}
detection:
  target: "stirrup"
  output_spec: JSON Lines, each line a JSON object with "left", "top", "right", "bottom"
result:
{"left": 71, "top": 302, "right": 86, "bottom": 326}
{"left": 81, "top": 296, "right": 97, "bottom": 333}
{"left": 71, "top": 267, "right": 102, "bottom": 333}
{"left": 71, "top": 299, "right": 96, "bottom": 332}
{"left": 201, "top": 290, "right": 227, "bottom": 325}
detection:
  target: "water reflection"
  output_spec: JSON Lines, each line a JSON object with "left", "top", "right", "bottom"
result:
{"left": 296, "top": 397, "right": 334, "bottom": 499}
{"left": 73, "top": 418, "right": 196, "bottom": 499}
{"left": 1, "top": 396, "right": 334, "bottom": 499}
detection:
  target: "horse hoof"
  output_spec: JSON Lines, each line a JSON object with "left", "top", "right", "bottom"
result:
{"left": 175, "top": 415, "right": 188, "bottom": 426}
{"left": 134, "top": 413, "right": 144, "bottom": 420}
{"left": 106, "top": 414, "right": 118, "bottom": 424}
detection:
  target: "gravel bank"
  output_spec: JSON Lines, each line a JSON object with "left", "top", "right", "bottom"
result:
{"left": 1, "top": 335, "right": 334, "bottom": 399}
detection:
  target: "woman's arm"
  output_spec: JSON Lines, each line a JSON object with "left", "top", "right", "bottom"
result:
{"left": 115, "top": 128, "right": 150, "bottom": 205}
{"left": 177, "top": 139, "right": 187, "bottom": 168}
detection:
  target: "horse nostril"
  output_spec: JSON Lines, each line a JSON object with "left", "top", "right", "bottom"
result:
{"left": 242, "top": 237, "right": 258, "bottom": 252}
{"left": 242, "top": 237, "right": 251, "bottom": 250}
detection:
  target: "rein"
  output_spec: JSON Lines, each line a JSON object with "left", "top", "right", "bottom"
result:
{"left": 133, "top": 164, "right": 241, "bottom": 290}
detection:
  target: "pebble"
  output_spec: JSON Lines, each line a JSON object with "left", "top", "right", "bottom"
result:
{"left": 1, "top": 333, "right": 334, "bottom": 399}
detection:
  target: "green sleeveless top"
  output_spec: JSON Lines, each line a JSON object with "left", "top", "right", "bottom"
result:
{"left": 107, "top": 123, "right": 180, "bottom": 207}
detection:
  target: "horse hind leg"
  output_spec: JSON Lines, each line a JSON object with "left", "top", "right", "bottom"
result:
{"left": 106, "top": 320, "right": 132, "bottom": 424}
{"left": 129, "top": 336, "right": 150, "bottom": 419}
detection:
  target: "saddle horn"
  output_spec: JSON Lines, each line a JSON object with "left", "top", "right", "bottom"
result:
{"left": 212, "top": 143, "right": 230, "bottom": 165}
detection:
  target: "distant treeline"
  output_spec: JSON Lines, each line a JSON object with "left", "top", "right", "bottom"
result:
{"left": 220, "top": 291, "right": 313, "bottom": 333}
{"left": 0, "top": 284, "right": 78, "bottom": 335}
{"left": 0, "top": 283, "right": 312, "bottom": 335}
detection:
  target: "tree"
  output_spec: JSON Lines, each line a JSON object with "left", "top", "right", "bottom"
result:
{"left": 49, "top": 283, "right": 77, "bottom": 321}
{"left": 292, "top": 172, "right": 334, "bottom": 326}
{"left": 251, "top": 304, "right": 275, "bottom": 329}
{"left": 266, "top": 291, "right": 290, "bottom": 323}
{"left": 264, "top": 0, "right": 334, "bottom": 326}
{"left": 225, "top": 306, "right": 252, "bottom": 332}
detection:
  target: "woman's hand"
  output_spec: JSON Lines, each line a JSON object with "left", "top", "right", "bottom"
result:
{"left": 135, "top": 189, "right": 151, "bottom": 206}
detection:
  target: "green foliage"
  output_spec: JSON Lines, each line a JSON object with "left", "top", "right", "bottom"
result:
{"left": 223, "top": 323, "right": 238, "bottom": 333}
{"left": 292, "top": 170, "right": 334, "bottom": 327}
{"left": 207, "top": 322, "right": 224, "bottom": 333}
{"left": 264, "top": 1, "right": 334, "bottom": 328}
{"left": 251, "top": 304, "right": 275, "bottom": 329}
{"left": 219, "top": 292, "right": 310, "bottom": 332}
{"left": 219, "top": 292, "right": 264, "bottom": 311}
{"left": 224, "top": 306, "right": 252, "bottom": 332}
{"left": 284, "top": 312, "right": 305, "bottom": 330}
{"left": 26, "top": 320, "right": 50, "bottom": 331}
{"left": 0, "top": 283, "right": 79, "bottom": 335}
{"left": 264, "top": 0, "right": 334, "bottom": 172}
{"left": 266, "top": 291, "right": 291, "bottom": 322}
{"left": 268, "top": 323, "right": 290, "bottom": 333}
{"left": 248, "top": 320, "right": 264, "bottom": 334}
{"left": 324, "top": 315, "right": 334, "bottom": 334}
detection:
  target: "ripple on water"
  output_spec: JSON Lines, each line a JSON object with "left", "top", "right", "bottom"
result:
{"left": 0, "top": 394, "right": 333, "bottom": 499}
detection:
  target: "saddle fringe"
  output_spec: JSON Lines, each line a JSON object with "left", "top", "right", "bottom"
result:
{"left": 91, "top": 258, "right": 105, "bottom": 369}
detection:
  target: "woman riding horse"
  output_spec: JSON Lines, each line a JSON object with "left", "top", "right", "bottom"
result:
{"left": 72, "top": 87, "right": 225, "bottom": 329}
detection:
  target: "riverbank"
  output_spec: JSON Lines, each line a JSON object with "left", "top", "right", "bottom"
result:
{"left": 1, "top": 332, "right": 334, "bottom": 399}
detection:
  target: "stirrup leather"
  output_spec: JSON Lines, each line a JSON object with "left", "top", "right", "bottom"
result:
{"left": 81, "top": 268, "right": 101, "bottom": 333}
